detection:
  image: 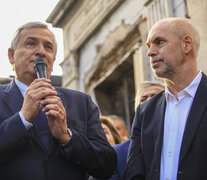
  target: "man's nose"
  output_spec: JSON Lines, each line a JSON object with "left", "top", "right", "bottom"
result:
{"left": 35, "top": 44, "right": 45, "bottom": 57}
{"left": 147, "top": 45, "right": 158, "bottom": 57}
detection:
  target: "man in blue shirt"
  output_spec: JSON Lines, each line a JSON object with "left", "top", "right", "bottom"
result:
{"left": 0, "top": 22, "right": 117, "bottom": 180}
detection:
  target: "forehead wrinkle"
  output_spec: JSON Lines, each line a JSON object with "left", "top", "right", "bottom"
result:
{"left": 26, "top": 36, "right": 54, "bottom": 44}
{"left": 19, "top": 28, "right": 56, "bottom": 48}
{"left": 26, "top": 37, "right": 37, "bottom": 41}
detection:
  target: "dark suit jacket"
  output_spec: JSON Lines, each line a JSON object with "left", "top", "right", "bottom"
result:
{"left": 110, "top": 140, "right": 130, "bottom": 180}
{"left": 0, "top": 79, "right": 117, "bottom": 180}
{"left": 89, "top": 140, "right": 130, "bottom": 180}
{"left": 124, "top": 73, "right": 207, "bottom": 180}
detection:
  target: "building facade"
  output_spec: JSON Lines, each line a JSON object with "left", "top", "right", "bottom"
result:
{"left": 47, "top": 0, "right": 207, "bottom": 129}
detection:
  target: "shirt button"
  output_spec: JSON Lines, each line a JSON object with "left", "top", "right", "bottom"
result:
{"left": 178, "top": 171, "right": 183, "bottom": 175}
{"left": 168, "top": 151, "right": 173, "bottom": 157}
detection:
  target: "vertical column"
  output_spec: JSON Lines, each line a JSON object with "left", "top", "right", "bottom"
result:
{"left": 61, "top": 51, "right": 79, "bottom": 89}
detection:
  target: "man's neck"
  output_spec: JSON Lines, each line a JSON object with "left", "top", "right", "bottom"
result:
{"left": 16, "top": 77, "right": 33, "bottom": 86}
{"left": 165, "top": 70, "right": 200, "bottom": 97}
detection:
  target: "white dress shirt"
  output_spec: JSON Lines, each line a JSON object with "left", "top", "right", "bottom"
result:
{"left": 15, "top": 79, "right": 33, "bottom": 129}
{"left": 160, "top": 71, "right": 202, "bottom": 180}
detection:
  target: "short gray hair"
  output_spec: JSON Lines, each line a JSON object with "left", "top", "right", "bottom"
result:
{"left": 10, "top": 21, "right": 57, "bottom": 54}
{"left": 135, "top": 81, "right": 165, "bottom": 108}
{"left": 137, "top": 81, "right": 165, "bottom": 97}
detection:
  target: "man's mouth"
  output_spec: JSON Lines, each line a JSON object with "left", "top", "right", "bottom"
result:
{"left": 151, "top": 59, "right": 163, "bottom": 67}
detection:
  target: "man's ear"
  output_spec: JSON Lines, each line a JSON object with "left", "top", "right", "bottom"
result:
{"left": 8, "top": 48, "right": 15, "bottom": 64}
{"left": 182, "top": 35, "right": 193, "bottom": 54}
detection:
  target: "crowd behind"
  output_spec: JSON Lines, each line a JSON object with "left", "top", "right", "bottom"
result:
{"left": 90, "top": 81, "right": 165, "bottom": 180}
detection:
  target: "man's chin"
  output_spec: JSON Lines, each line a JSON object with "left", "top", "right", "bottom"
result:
{"left": 153, "top": 69, "right": 165, "bottom": 78}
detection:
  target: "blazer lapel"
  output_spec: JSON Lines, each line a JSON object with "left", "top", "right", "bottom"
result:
{"left": 3, "top": 79, "right": 24, "bottom": 114}
{"left": 179, "top": 73, "right": 207, "bottom": 165}
{"left": 3, "top": 79, "right": 52, "bottom": 154}
{"left": 153, "top": 93, "right": 166, "bottom": 169}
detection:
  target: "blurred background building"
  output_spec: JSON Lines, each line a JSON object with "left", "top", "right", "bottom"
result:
{"left": 47, "top": 0, "right": 207, "bottom": 129}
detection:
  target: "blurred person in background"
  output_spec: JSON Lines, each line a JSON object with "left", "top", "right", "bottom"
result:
{"left": 100, "top": 115, "right": 122, "bottom": 146}
{"left": 111, "top": 81, "right": 164, "bottom": 180}
{"left": 89, "top": 116, "right": 122, "bottom": 180}
{"left": 108, "top": 115, "right": 129, "bottom": 142}
{"left": 135, "top": 81, "right": 165, "bottom": 107}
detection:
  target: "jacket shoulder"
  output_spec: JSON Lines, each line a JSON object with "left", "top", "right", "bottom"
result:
{"left": 55, "top": 87, "right": 90, "bottom": 98}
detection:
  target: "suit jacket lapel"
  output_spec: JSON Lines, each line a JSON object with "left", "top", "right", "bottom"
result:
{"left": 3, "top": 80, "right": 52, "bottom": 154}
{"left": 179, "top": 73, "right": 207, "bottom": 165}
{"left": 153, "top": 93, "right": 166, "bottom": 169}
{"left": 3, "top": 79, "right": 24, "bottom": 114}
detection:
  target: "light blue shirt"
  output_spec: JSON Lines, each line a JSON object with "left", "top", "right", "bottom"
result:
{"left": 160, "top": 71, "right": 202, "bottom": 180}
{"left": 15, "top": 79, "right": 33, "bottom": 129}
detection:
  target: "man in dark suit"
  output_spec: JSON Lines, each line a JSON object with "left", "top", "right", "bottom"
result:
{"left": 124, "top": 17, "right": 206, "bottom": 180}
{"left": 0, "top": 22, "right": 117, "bottom": 180}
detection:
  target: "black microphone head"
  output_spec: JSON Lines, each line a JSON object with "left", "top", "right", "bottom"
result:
{"left": 34, "top": 58, "right": 47, "bottom": 79}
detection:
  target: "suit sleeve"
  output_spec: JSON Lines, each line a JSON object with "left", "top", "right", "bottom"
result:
{"left": 0, "top": 113, "right": 30, "bottom": 162}
{"left": 59, "top": 94, "right": 117, "bottom": 178}
{"left": 123, "top": 105, "right": 145, "bottom": 180}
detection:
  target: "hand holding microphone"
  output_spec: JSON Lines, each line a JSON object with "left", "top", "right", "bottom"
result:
{"left": 33, "top": 58, "right": 69, "bottom": 143}
{"left": 21, "top": 58, "right": 56, "bottom": 122}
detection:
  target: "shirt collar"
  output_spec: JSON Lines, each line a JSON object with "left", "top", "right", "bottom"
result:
{"left": 165, "top": 71, "right": 202, "bottom": 102}
{"left": 15, "top": 78, "right": 28, "bottom": 97}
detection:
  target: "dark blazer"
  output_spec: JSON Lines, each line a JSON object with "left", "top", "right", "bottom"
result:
{"left": 0, "top": 79, "right": 117, "bottom": 180}
{"left": 89, "top": 140, "right": 130, "bottom": 180}
{"left": 124, "top": 73, "right": 207, "bottom": 180}
{"left": 110, "top": 140, "right": 130, "bottom": 180}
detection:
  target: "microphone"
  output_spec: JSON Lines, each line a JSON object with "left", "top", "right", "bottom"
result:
{"left": 34, "top": 58, "right": 47, "bottom": 78}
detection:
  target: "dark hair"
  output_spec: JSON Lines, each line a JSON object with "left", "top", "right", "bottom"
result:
{"left": 100, "top": 116, "right": 122, "bottom": 145}
{"left": 107, "top": 114, "right": 127, "bottom": 128}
